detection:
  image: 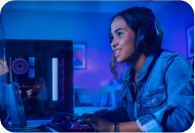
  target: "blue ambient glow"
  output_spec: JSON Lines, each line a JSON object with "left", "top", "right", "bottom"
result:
{"left": 9, "top": 57, "right": 12, "bottom": 82}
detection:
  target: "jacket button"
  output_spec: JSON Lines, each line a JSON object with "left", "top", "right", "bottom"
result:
{"left": 152, "top": 99, "right": 157, "bottom": 105}
{"left": 137, "top": 104, "right": 140, "bottom": 108}
{"left": 152, "top": 96, "right": 157, "bottom": 105}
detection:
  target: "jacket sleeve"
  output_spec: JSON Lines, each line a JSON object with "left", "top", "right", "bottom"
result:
{"left": 137, "top": 55, "right": 194, "bottom": 132}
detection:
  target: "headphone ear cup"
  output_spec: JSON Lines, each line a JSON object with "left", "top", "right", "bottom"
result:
{"left": 144, "top": 17, "right": 158, "bottom": 47}
{"left": 135, "top": 27, "right": 147, "bottom": 53}
{"left": 135, "top": 17, "right": 159, "bottom": 54}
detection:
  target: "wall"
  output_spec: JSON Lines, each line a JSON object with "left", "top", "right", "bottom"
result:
{"left": 1, "top": 5, "right": 114, "bottom": 89}
{"left": 0, "top": 1, "right": 150, "bottom": 89}
{"left": 1, "top": 1, "right": 194, "bottom": 90}
{"left": 154, "top": 1, "right": 194, "bottom": 63}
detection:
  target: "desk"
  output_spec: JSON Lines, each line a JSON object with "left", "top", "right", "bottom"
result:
{"left": 0, "top": 120, "right": 195, "bottom": 133}
{"left": 4, "top": 119, "right": 55, "bottom": 132}
{"left": 4, "top": 119, "right": 93, "bottom": 132}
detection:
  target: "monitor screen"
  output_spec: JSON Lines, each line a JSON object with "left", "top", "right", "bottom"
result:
{"left": 6, "top": 39, "right": 73, "bottom": 118}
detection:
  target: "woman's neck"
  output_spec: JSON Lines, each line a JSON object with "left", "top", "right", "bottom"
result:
{"left": 131, "top": 53, "right": 147, "bottom": 82}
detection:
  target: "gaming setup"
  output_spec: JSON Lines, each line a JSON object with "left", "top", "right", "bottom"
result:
{"left": 0, "top": 15, "right": 96, "bottom": 132}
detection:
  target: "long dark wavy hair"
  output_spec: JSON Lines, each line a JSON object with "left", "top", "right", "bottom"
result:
{"left": 109, "top": 6, "right": 164, "bottom": 83}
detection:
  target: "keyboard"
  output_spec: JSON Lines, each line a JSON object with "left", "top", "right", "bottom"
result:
{"left": 47, "top": 121, "right": 97, "bottom": 132}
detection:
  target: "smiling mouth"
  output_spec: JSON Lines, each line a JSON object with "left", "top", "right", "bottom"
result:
{"left": 115, "top": 50, "right": 121, "bottom": 53}
{"left": 115, "top": 50, "right": 122, "bottom": 57}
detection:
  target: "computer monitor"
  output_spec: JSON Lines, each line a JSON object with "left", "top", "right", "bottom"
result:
{"left": 6, "top": 39, "right": 73, "bottom": 118}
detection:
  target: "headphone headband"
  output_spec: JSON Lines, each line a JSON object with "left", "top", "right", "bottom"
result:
{"left": 135, "top": 7, "right": 159, "bottom": 54}
{"left": 141, "top": 7, "right": 155, "bottom": 18}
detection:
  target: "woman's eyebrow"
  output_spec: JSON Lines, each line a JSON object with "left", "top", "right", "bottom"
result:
{"left": 111, "top": 28, "right": 124, "bottom": 35}
{"left": 114, "top": 28, "right": 124, "bottom": 33}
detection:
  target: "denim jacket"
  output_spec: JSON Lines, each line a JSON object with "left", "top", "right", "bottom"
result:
{"left": 100, "top": 50, "right": 194, "bottom": 132}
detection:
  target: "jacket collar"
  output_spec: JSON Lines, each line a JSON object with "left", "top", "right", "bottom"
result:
{"left": 124, "top": 52, "right": 158, "bottom": 82}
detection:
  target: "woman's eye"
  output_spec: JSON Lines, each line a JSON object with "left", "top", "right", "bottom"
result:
{"left": 110, "top": 35, "right": 114, "bottom": 41}
{"left": 118, "top": 32, "right": 123, "bottom": 37}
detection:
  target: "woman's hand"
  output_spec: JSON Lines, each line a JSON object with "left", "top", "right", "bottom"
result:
{"left": 71, "top": 113, "right": 115, "bottom": 132}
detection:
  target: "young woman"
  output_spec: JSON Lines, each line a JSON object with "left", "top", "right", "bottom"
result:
{"left": 71, "top": 7, "right": 194, "bottom": 132}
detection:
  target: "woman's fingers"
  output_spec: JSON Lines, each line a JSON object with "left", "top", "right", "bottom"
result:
{"left": 71, "top": 121, "right": 76, "bottom": 129}
{"left": 71, "top": 114, "right": 92, "bottom": 129}
{"left": 71, "top": 114, "right": 112, "bottom": 132}
{"left": 82, "top": 113, "right": 88, "bottom": 116}
{"left": 71, "top": 118, "right": 80, "bottom": 129}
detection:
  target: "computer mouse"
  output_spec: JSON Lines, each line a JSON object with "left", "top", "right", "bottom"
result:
{"left": 50, "top": 112, "right": 78, "bottom": 123}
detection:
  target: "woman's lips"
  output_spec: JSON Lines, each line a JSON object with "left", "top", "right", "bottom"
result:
{"left": 115, "top": 50, "right": 122, "bottom": 57}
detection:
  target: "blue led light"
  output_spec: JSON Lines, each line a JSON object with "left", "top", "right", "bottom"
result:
{"left": 52, "top": 58, "right": 58, "bottom": 101}
{"left": 9, "top": 56, "right": 12, "bottom": 82}
{"left": 28, "top": 57, "right": 35, "bottom": 78}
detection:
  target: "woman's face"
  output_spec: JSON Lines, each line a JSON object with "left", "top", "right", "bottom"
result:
{"left": 110, "top": 16, "right": 140, "bottom": 63}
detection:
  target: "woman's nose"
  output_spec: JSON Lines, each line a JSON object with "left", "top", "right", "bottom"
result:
{"left": 112, "top": 44, "right": 117, "bottom": 48}
{"left": 111, "top": 39, "right": 118, "bottom": 49}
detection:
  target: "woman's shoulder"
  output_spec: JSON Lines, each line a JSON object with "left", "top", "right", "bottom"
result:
{"left": 158, "top": 50, "right": 192, "bottom": 73}
{"left": 159, "top": 50, "right": 190, "bottom": 64}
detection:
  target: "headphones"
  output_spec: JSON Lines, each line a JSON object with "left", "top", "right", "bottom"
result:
{"left": 134, "top": 7, "right": 160, "bottom": 54}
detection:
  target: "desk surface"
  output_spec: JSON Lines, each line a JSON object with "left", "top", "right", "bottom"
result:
{"left": 5, "top": 119, "right": 55, "bottom": 132}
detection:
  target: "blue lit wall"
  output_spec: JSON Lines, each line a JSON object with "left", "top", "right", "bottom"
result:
{"left": 1, "top": 1, "right": 194, "bottom": 90}
{"left": 1, "top": 1, "right": 112, "bottom": 89}
{"left": 155, "top": 1, "right": 194, "bottom": 59}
